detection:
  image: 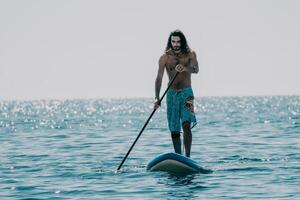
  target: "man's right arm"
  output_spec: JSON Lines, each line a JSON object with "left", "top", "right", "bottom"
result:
{"left": 155, "top": 55, "right": 166, "bottom": 101}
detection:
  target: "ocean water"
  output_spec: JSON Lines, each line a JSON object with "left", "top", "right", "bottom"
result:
{"left": 0, "top": 96, "right": 299, "bottom": 199}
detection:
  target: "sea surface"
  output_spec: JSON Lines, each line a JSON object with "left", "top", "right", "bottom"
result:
{"left": 0, "top": 96, "right": 299, "bottom": 199}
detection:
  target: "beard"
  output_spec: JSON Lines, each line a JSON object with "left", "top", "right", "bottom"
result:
{"left": 172, "top": 46, "right": 181, "bottom": 51}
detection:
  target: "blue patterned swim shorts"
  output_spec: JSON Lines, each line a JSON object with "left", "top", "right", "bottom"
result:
{"left": 166, "top": 87, "right": 197, "bottom": 133}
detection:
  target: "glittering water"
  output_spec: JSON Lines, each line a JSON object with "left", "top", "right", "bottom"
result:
{"left": 0, "top": 96, "right": 299, "bottom": 199}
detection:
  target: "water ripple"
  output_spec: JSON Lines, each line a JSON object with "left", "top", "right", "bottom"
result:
{"left": 0, "top": 96, "right": 300, "bottom": 199}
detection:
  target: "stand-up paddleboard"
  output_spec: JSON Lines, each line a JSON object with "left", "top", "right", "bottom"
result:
{"left": 147, "top": 152, "right": 203, "bottom": 175}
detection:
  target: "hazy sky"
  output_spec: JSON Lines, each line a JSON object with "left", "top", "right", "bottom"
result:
{"left": 1, "top": 0, "right": 299, "bottom": 100}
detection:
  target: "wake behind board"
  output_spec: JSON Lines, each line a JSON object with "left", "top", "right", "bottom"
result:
{"left": 147, "top": 152, "right": 203, "bottom": 175}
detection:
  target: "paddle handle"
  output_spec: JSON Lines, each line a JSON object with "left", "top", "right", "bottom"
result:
{"left": 117, "top": 72, "right": 179, "bottom": 171}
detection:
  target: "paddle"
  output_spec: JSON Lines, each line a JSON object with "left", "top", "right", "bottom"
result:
{"left": 117, "top": 72, "right": 179, "bottom": 171}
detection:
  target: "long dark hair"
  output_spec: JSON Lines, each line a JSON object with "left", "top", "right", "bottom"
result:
{"left": 165, "top": 29, "right": 189, "bottom": 54}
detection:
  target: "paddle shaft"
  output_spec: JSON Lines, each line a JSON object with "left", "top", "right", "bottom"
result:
{"left": 117, "top": 72, "right": 179, "bottom": 171}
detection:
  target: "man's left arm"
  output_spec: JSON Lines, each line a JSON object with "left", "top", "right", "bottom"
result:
{"left": 186, "top": 51, "right": 199, "bottom": 74}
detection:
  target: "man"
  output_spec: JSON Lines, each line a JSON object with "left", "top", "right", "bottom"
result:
{"left": 154, "top": 29, "right": 199, "bottom": 157}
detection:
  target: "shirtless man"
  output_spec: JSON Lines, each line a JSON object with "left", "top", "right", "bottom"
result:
{"left": 154, "top": 30, "right": 199, "bottom": 157}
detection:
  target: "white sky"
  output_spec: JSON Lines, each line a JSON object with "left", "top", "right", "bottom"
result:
{"left": 1, "top": 0, "right": 299, "bottom": 100}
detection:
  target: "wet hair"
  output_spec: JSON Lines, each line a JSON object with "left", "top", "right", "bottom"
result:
{"left": 165, "top": 29, "right": 189, "bottom": 54}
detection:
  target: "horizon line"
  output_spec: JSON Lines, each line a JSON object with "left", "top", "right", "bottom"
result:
{"left": 1, "top": 94, "right": 299, "bottom": 102}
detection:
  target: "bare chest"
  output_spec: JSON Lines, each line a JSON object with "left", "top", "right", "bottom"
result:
{"left": 165, "top": 54, "right": 190, "bottom": 72}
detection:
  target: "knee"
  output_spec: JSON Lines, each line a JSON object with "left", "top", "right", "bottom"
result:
{"left": 171, "top": 132, "right": 180, "bottom": 139}
{"left": 182, "top": 121, "right": 191, "bottom": 131}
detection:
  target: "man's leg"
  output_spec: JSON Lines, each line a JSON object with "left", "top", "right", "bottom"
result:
{"left": 182, "top": 121, "right": 192, "bottom": 157}
{"left": 171, "top": 132, "right": 181, "bottom": 154}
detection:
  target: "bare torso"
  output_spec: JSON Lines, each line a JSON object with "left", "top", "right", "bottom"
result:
{"left": 164, "top": 50, "right": 192, "bottom": 89}
{"left": 155, "top": 48, "right": 198, "bottom": 100}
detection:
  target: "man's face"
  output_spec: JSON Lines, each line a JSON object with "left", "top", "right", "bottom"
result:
{"left": 171, "top": 36, "right": 181, "bottom": 51}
